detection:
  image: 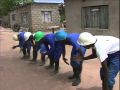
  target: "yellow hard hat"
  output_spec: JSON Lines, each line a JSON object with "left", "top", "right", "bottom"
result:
{"left": 13, "top": 34, "right": 18, "bottom": 41}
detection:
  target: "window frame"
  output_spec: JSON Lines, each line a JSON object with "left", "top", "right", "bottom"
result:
{"left": 21, "top": 12, "right": 29, "bottom": 25}
{"left": 81, "top": 5, "right": 109, "bottom": 30}
{"left": 12, "top": 14, "right": 16, "bottom": 21}
{"left": 41, "top": 11, "right": 52, "bottom": 23}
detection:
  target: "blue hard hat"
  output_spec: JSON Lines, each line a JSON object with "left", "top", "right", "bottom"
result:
{"left": 55, "top": 29, "right": 68, "bottom": 41}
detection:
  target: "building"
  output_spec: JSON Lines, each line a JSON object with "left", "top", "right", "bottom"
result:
{"left": 0, "top": 15, "right": 10, "bottom": 27}
{"left": 10, "top": 2, "right": 60, "bottom": 32}
{"left": 64, "top": 0, "right": 119, "bottom": 37}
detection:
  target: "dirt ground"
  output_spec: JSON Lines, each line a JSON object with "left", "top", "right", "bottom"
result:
{"left": 0, "top": 27, "right": 119, "bottom": 90}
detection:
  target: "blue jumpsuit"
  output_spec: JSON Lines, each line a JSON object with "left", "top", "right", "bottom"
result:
{"left": 54, "top": 33, "right": 86, "bottom": 85}
{"left": 18, "top": 32, "right": 25, "bottom": 48}
{"left": 18, "top": 32, "right": 32, "bottom": 56}
{"left": 54, "top": 33, "right": 86, "bottom": 68}
{"left": 35, "top": 34, "right": 55, "bottom": 65}
{"left": 43, "top": 34, "right": 55, "bottom": 57}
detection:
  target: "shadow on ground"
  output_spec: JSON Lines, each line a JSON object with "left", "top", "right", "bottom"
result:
{"left": 76, "top": 87, "right": 101, "bottom": 90}
{"left": 52, "top": 71, "right": 72, "bottom": 82}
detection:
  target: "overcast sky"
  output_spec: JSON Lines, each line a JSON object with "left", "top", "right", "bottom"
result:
{"left": 34, "top": 0, "right": 64, "bottom": 3}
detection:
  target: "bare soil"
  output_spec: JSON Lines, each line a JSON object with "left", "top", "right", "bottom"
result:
{"left": 0, "top": 27, "right": 119, "bottom": 90}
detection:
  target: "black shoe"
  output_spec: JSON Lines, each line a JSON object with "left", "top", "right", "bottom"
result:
{"left": 72, "top": 79, "right": 81, "bottom": 86}
{"left": 45, "top": 65, "right": 54, "bottom": 69}
{"left": 68, "top": 75, "right": 75, "bottom": 79}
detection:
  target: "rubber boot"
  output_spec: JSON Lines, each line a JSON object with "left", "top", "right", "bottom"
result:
{"left": 109, "top": 86, "right": 113, "bottom": 90}
{"left": 46, "top": 58, "right": 54, "bottom": 69}
{"left": 21, "top": 48, "right": 27, "bottom": 59}
{"left": 39, "top": 54, "right": 45, "bottom": 66}
{"left": 72, "top": 73, "right": 81, "bottom": 86}
{"left": 68, "top": 68, "right": 76, "bottom": 79}
{"left": 72, "top": 69, "right": 81, "bottom": 86}
{"left": 26, "top": 49, "right": 30, "bottom": 59}
{"left": 30, "top": 47, "right": 37, "bottom": 63}
{"left": 54, "top": 61, "right": 59, "bottom": 74}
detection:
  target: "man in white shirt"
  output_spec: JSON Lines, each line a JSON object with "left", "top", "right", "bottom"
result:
{"left": 77, "top": 32, "right": 120, "bottom": 90}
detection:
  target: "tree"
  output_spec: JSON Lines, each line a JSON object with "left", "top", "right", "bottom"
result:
{"left": 0, "top": 0, "right": 33, "bottom": 16}
{"left": 58, "top": 3, "right": 65, "bottom": 23}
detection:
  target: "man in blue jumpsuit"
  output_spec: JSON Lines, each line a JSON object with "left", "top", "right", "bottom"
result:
{"left": 32, "top": 31, "right": 55, "bottom": 68}
{"left": 54, "top": 29, "right": 86, "bottom": 86}
{"left": 28, "top": 34, "right": 48, "bottom": 65}
{"left": 12, "top": 31, "right": 32, "bottom": 59}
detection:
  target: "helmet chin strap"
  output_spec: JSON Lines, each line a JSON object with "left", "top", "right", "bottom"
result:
{"left": 94, "top": 39, "right": 97, "bottom": 44}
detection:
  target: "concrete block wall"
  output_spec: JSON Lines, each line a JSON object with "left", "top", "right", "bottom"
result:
{"left": 31, "top": 3, "right": 60, "bottom": 32}
{"left": 65, "top": 0, "right": 119, "bottom": 37}
{"left": 10, "top": 3, "right": 60, "bottom": 32}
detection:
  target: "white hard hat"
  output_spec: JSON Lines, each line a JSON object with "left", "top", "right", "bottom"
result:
{"left": 77, "top": 32, "right": 96, "bottom": 46}
{"left": 24, "top": 32, "right": 32, "bottom": 41}
{"left": 13, "top": 34, "right": 18, "bottom": 41}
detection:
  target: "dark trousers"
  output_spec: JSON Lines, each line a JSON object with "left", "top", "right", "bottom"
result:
{"left": 71, "top": 60, "right": 83, "bottom": 80}
{"left": 48, "top": 55, "right": 54, "bottom": 66}
{"left": 100, "top": 51, "right": 120, "bottom": 90}
{"left": 22, "top": 41, "right": 31, "bottom": 57}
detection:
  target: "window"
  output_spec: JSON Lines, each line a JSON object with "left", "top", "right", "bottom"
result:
{"left": 21, "top": 12, "right": 28, "bottom": 24}
{"left": 41, "top": 11, "right": 52, "bottom": 22}
{"left": 81, "top": 5, "right": 109, "bottom": 29}
{"left": 12, "top": 14, "right": 16, "bottom": 21}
